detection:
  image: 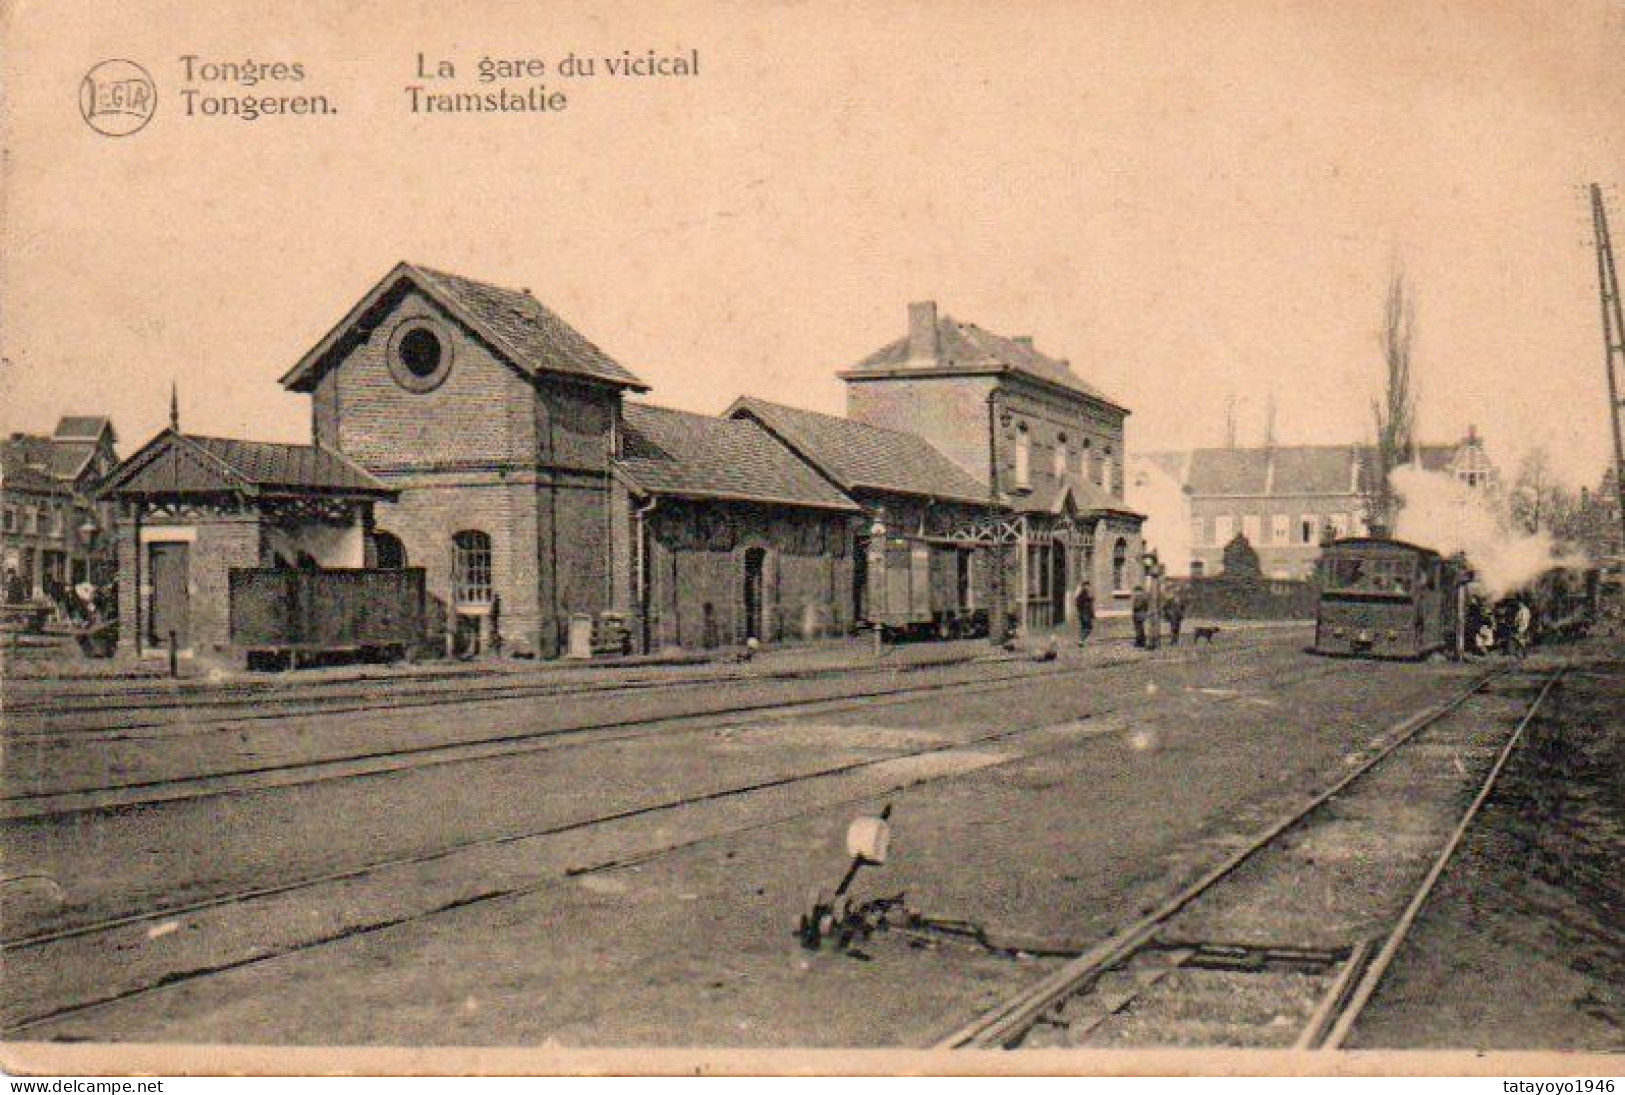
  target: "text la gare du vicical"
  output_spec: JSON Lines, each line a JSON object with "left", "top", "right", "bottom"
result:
{"left": 406, "top": 50, "right": 699, "bottom": 113}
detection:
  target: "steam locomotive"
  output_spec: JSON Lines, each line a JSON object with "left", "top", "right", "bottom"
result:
{"left": 1314, "top": 536, "right": 1601, "bottom": 659}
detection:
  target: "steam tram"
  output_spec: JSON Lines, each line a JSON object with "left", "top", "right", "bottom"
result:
{"left": 1314, "top": 537, "right": 1466, "bottom": 659}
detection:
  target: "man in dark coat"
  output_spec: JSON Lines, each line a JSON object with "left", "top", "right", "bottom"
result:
{"left": 1162, "top": 587, "right": 1186, "bottom": 645}
{"left": 1073, "top": 581, "right": 1095, "bottom": 646}
{"left": 1130, "top": 584, "right": 1149, "bottom": 648}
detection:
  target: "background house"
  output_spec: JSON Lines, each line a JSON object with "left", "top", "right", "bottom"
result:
{"left": 1, "top": 416, "right": 119, "bottom": 604}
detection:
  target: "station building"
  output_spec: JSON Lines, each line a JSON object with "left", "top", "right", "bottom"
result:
{"left": 837, "top": 302, "right": 1146, "bottom": 624}
{"left": 103, "top": 265, "right": 1146, "bottom": 664}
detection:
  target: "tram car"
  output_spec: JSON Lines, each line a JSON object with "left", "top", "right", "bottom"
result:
{"left": 861, "top": 535, "right": 989, "bottom": 641}
{"left": 1314, "top": 537, "right": 1465, "bottom": 659}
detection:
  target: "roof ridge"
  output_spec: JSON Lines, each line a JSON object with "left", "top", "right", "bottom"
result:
{"left": 735, "top": 395, "right": 941, "bottom": 442}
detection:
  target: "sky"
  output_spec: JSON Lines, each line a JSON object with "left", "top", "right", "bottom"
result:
{"left": 4, "top": 0, "right": 1623, "bottom": 488}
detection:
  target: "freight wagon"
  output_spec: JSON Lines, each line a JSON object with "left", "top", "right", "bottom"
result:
{"left": 861, "top": 535, "right": 989, "bottom": 641}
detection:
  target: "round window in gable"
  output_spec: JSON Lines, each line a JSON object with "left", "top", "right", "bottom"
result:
{"left": 386, "top": 318, "right": 454, "bottom": 392}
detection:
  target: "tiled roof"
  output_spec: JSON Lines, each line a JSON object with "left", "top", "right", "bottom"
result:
{"left": 103, "top": 430, "right": 394, "bottom": 499}
{"left": 726, "top": 396, "right": 989, "bottom": 505}
{"left": 617, "top": 403, "right": 859, "bottom": 512}
{"left": 845, "top": 314, "right": 1124, "bottom": 409}
{"left": 0, "top": 440, "right": 66, "bottom": 495}
{"left": 413, "top": 266, "right": 647, "bottom": 391}
{"left": 1183, "top": 442, "right": 1482, "bottom": 498}
{"left": 53, "top": 416, "right": 112, "bottom": 442}
{"left": 283, "top": 262, "right": 649, "bottom": 393}
{"left": 1012, "top": 475, "right": 1139, "bottom": 518}
{"left": 48, "top": 442, "right": 98, "bottom": 481}
{"left": 1186, "top": 448, "right": 1280, "bottom": 495}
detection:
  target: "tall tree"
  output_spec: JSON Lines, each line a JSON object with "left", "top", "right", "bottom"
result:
{"left": 1366, "top": 270, "right": 1418, "bottom": 532}
{"left": 1507, "top": 447, "right": 1557, "bottom": 535}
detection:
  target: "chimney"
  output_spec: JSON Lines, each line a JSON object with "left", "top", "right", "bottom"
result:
{"left": 907, "top": 301, "right": 938, "bottom": 363}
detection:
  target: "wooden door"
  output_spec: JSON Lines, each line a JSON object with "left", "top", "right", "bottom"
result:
{"left": 148, "top": 542, "right": 190, "bottom": 648}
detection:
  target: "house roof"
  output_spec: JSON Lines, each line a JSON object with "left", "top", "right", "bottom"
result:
{"left": 281, "top": 262, "right": 649, "bottom": 393}
{"left": 616, "top": 403, "right": 859, "bottom": 513}
{"left": 53, "top": 416, "right": 113, "bottom": 443}
{"left": 1182, "top": 440, "right": 1487, "bottom": 498}
{"left": 101, "top": 430, "right": 395, "bottom": 500}
{"left": 725, "top": 396, "right": 989, "bottom": 506}
{"left": 0, "top": 441, "right": 65, "bottom": 495}
{"left": 841, "top": 313, "right": 1126, "bottom": 411}
{"left": 1012, "top": 475, "right": 1143, "bottom": 521}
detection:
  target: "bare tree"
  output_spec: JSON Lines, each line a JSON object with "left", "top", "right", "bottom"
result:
{"left": 1366, "top": 270, "right": 1418, "bottom": 532}
{"left": 1507, "top": 447, "right": 1556, "bottom": 535}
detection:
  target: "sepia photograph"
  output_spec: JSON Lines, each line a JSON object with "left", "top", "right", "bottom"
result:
{"left": 1, "top": 0, "right": 1622, "bottom": 1079}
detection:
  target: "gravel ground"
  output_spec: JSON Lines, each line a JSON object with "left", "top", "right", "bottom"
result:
{"left": 1347, "top": 645, "right": 1625, "bottom": 1051}
{"left": 6, "top": 639, "right": 1482, "bottom": 1045}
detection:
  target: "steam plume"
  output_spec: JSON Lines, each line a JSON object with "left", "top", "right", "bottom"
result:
{"left": 1388, "top": 466, "right": 1586, "bottom": 599}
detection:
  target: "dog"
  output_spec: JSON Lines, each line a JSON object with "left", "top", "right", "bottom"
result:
{"left": 1191, "top": 626, "right": 1220, "bottom": 645}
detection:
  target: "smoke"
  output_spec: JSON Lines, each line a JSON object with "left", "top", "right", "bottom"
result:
{"left": 1388, "top": 466, "right": 1586, "bottom": 599}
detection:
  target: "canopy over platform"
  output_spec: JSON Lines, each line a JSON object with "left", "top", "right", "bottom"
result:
{"left": 100, "top": 429, "right": 395, "bottom": 503}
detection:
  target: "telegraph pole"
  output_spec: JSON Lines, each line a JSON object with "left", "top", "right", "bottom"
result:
{"left": 1591, "top": 183, "right": 1625, "bottom": 554}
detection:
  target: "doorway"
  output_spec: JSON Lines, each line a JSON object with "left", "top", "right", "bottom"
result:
{"left": 147, "top": 541, "right": 190, "bottom": 649}
{"left": 743, "top": 547, "right": 767, "bottom": 642}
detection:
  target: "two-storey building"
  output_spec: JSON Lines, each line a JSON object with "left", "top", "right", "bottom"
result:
{"left": 837, "top": 301, "right": 1145, "bottom": 625}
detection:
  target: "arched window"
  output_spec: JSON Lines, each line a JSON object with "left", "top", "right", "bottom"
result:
{"left": 1102, "top": 446, "right": 1115, "bottom": 495}
{"left": 373, "top": 531, "right": 407, "bottom": 569}
{"left": 1013, "top": 424, "right": 1031, "bottom": 490}
{"left": 452, "top": 530, "right": 492, "bottom": 607}
{"left": 1053, "top": 434, "right": 1068, "bottom": 480}
{"left": 1112, "top": 538, "right": 1128, "bottom": 591}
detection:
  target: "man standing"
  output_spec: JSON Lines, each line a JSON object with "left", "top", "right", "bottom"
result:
{"left": 1073, "top": 581, "right": 1095, "bottom": 647}
{"left": 1162, "top": 586, "right": 1186, "bottom": 645}
{"left": 1130, "top": 584, "right": 1149, "bottom": 648}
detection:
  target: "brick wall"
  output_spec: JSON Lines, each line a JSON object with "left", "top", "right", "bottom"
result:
{"left": 644, "top": 501, "right": 852, "bottom": 650}
{"left": 116, "top": 509, "right": 261, "bottom": 657}
{"left": 846, "top": 375, "right": 996, "bottom": 485}
{"left": 312, "top": 286, "right": 539, "bottom": 469}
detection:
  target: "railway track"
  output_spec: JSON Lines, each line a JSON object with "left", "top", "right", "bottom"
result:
{"left": 1, "top": 654, "right": 1369, "bottom": 1034}
{"left": 0, "top": 647, "right": 1019, "bottom": 735}
{"left": 2, "top": 641, "right": 1272, "bottom": 819}
{"left": 934, "top": 663, "right": 1562, "bottom": 1051}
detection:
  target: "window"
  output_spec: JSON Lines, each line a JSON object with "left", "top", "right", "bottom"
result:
{"left": 1328, "top": 512, "right": 1350, "bottom": 538}
{"left": 373, "top": 531, "right": 407, "bottom": 569}
{"left": 452, "top": 530, "right": 492, "bottom": 607}
{"left": 1241, "top": 514, "right": 1261, "bottom": 545}
{"left": 1112, "top": 538, "right": 1128, "bottom": 591}
{"left": 1053, "top": 435, "right": 1068, "bottom": 480}
{"left": 1102, "top": 448, "right": 1114, "bottom": 495}
{"left": 387, "top": 317, "right": 455, "bottom": 392}
{"left": 1212, "top": 514, "right": 1233, "bottom": 545}
{"left": 2, "top": 507, "right": 14, "bottom": 533}
{"left": 1271, "top": 514, "right": 1289, "bottom": 545}
{"left": 399, "top": 328, "right": 443, "bottom": 378}
{"left": 1013, "top": 424, "right": 1031, "bottom": 491}
{"left": 1190, "top": 560, "right": 1205, "bottom": 577}
{"left": 1300, "top": 515, "right": 1318, "bottom": 544}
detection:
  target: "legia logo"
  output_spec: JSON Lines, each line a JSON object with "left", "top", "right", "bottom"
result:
{"left": 80, "top": 60, "right": 156, "bottom": 137}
